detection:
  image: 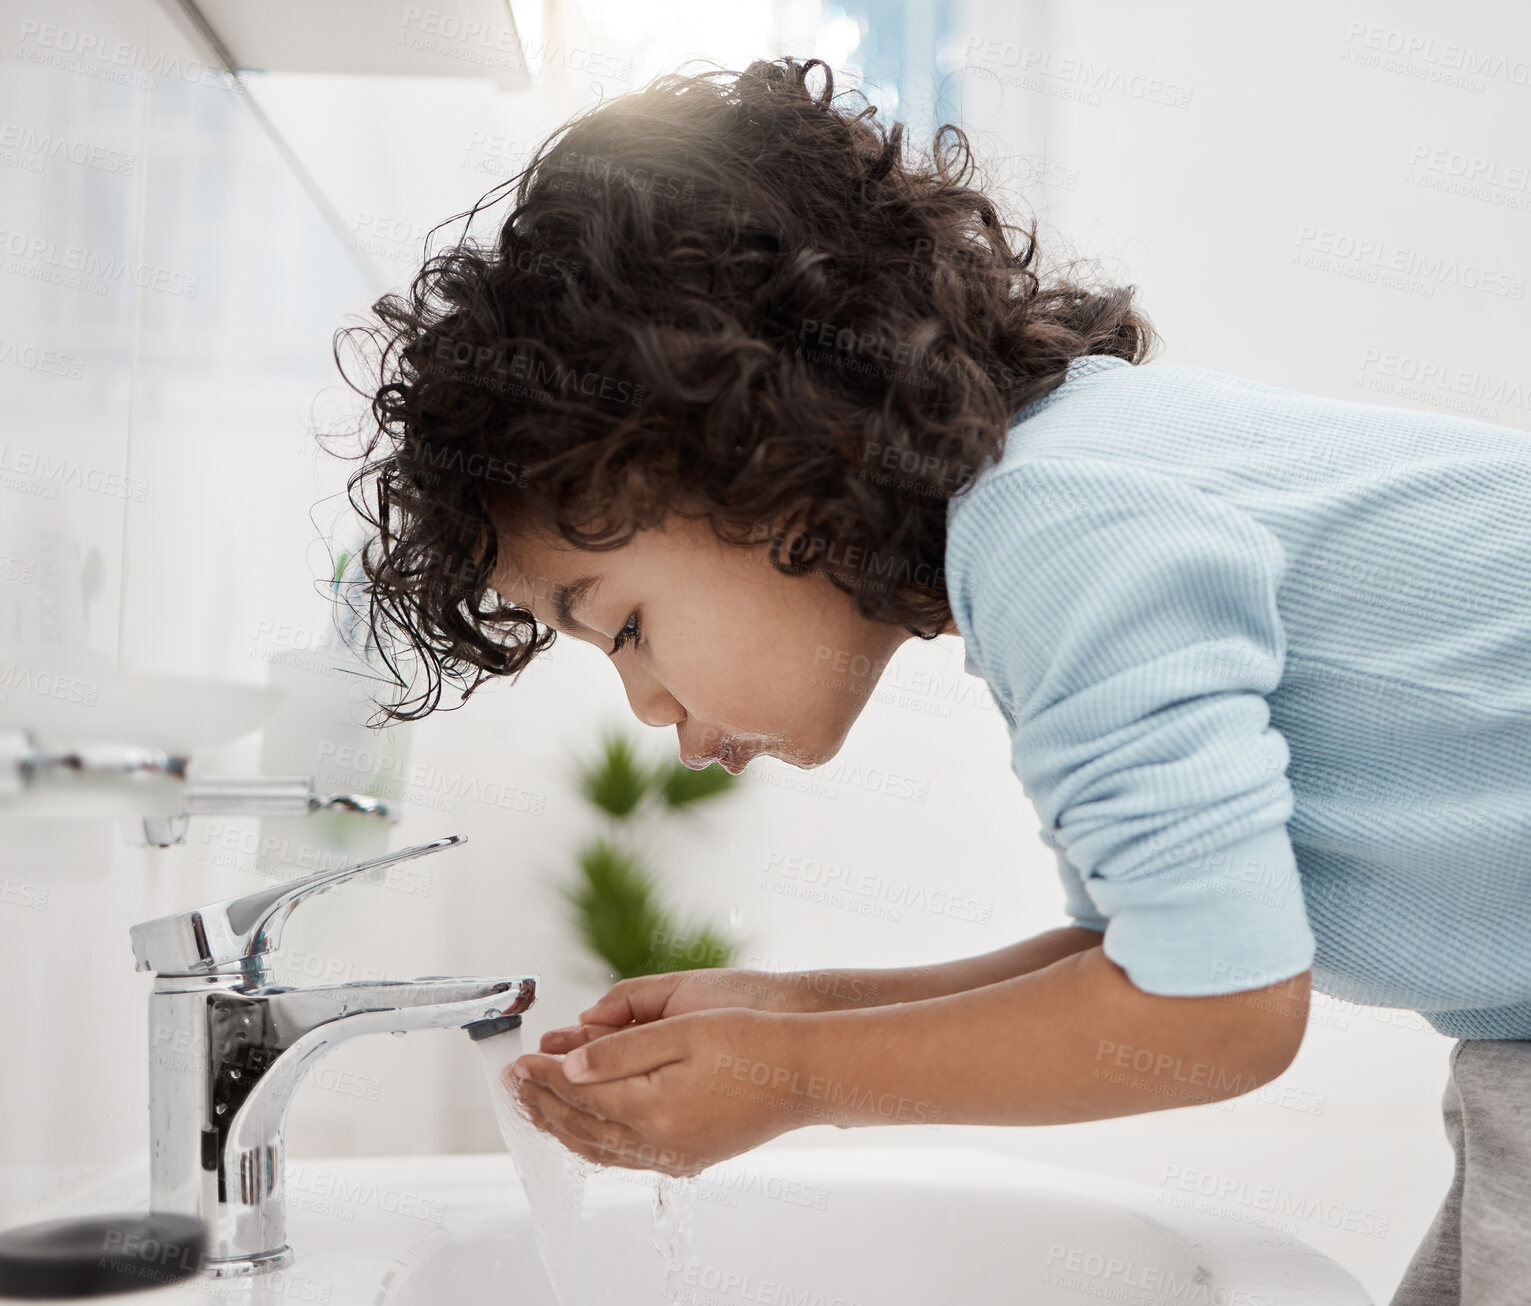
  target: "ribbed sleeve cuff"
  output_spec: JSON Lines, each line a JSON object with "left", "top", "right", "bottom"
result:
{"left": 1091, "top": 824, "right": 1317, "bottom": 997}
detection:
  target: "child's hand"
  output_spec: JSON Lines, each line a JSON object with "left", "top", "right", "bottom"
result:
{"left": 537, "top": 967, "right": 822, "bottom": 1056}
{"left": 511, "top": 1006, "right": 806, "bottom": 1177}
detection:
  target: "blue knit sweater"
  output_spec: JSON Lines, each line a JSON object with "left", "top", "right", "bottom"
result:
{"left": 943, "top": 354, "right": 1531, "bottom": 1039}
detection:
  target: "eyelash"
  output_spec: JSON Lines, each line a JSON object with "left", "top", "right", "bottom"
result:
{"left": 611, "top": 610, "right": 641, "bottom": 655}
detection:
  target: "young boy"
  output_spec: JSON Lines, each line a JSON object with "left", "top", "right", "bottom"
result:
{"left": 340, "top": 57, "right": 1530, "bottom": 1305}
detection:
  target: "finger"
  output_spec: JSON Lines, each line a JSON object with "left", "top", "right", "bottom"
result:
{"left": 561, "top": 1019, "right": 686, "bottom": 1085}
{"left": 511, "top": 1053, "right": 635, "bottom": 1123}
{"left": 509, "top": 1052, "right": 581, "bottom": 1096}
{"left": 517, "top": 1080, "right": 645, "bottom": 1166}
{"left": 578, "top": 973, "right": 685, "bottom": 1027}
{"left": 509, "top": 1055, "right": 641, "bottom": 1132}
{"left": 519, "top": 1085, "right": 705, "bottom": 1177}
{"left": 538, "top": 1023, "right": 624, "bottom": 1054}
{"left": 519, "top": 1096, "right": 618, "bottom": 1168}
{"left": 538, "top": 1026, "right": 584, "bottom": 1054}
{"left": 516, "top": 1078, "right": 614, "bottom": 1144}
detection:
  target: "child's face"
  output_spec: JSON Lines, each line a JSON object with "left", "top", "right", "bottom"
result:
{"left": 493, "top": 510, "right": 932, "bottom": 773}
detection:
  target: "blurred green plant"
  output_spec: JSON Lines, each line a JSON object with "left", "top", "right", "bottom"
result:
{"left": 564, "top": 726, "right": 741, "bottom": 980}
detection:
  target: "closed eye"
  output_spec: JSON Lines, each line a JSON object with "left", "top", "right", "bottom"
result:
{"left": 611, "top": 610, "right": 641, "bottom": 655}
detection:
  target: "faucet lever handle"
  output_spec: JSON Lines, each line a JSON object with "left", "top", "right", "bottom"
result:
{"left": 129, "top": 835, "right": 467, "bottom": 975}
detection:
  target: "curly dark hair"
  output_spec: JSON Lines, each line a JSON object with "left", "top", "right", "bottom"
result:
{"left": 332, "top": 55, "right": 1160, "bottom": 722}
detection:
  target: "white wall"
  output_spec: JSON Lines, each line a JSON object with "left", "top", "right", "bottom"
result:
{"left": 0, "top": 0, "right": 377, "bottom": 1220}
{"left": 5, "top": 2, "right": 1526, "bottom": 1303}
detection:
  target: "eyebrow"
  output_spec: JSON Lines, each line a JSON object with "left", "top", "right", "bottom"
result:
{"left": 550, "top": 574, "right": 602, "bottom": 635}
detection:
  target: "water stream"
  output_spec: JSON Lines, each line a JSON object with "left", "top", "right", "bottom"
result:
{"left": 473, "top": 1026, "right": 705, "bottom": 1305}
{"left": 651, "top": 1172, "right": 700, "bottom": 1303}
{"left": 473, "top": 1027, "right": 595, "bottom": 1305}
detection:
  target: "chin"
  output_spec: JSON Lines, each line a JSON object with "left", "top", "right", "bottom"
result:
{"left": 775, "top": 733, "right": 836, "bottom": 771}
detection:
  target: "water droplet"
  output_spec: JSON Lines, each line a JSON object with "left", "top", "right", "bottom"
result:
{"left": 228, "top": 1069, "right": 241, "bottom": 1080}
{"left": 392, "top": 1030, "right": 407, "bottom": 1038}
{"left": 214, "top": 1103, "right": 227, "bottom": 1116}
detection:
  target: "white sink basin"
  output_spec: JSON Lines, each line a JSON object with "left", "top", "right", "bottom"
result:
{"left": 100, "top": 1145, "right": 1372, "bottom": 1305}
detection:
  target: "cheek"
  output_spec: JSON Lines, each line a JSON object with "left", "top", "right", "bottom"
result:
{"left": 659, "top": 633, "right": 803, "bottom": 732}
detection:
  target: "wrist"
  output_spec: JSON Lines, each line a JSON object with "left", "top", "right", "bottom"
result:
{"left": 787, "top": 1003, "right": 940, "bottom": 1130}
{"left": 718, "top": 1009, "right": 828, "bottom": 1143}
{"left": 776, "top": 968, "right": 883, "bottom": 1014}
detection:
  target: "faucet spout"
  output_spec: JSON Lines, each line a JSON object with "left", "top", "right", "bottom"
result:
{"left": 224, "top": 977, "right": 536, "bottom": 1167}
{"left": 132, "top": 836, "right": 539, "bottom": 1276}
{"left": 151, "top": 974, "right": 536, "bottom": 1274}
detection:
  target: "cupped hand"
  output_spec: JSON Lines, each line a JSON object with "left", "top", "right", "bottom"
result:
{"left": 511, "top": 1006, "right": 811, "bottom": 1177}
{"left": 537, "top": 967, "right": 812, "bottom": 1056}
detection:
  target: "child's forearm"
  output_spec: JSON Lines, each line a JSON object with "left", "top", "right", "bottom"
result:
{"left": 784, "top": 946, "right": 1310, "bottom": 1126}
{"left": 782, "top": 927, "right": 1107, "bottom": 1011}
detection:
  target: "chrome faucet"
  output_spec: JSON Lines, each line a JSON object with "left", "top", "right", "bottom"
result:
{"left": 128, "top": 835, "right": 536, "bottom": 1277}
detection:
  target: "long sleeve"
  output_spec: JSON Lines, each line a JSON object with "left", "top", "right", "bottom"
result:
{"left": 946, "top": 454, "right": 1316, "bottom": 996}
{"left": 1051, "top": 840, "right": 1109, "bottom": 934}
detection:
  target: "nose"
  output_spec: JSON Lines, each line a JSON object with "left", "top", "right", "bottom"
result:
{"left": 617, "top": 664, "right": 684, "bottom": 731}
